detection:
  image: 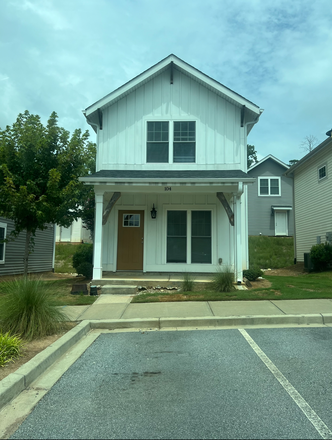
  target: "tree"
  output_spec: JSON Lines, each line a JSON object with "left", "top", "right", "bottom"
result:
{"left": 0, "top": 110, "right": 96, "bottom": 275}
{"left": 300, "top": 135, "right": 318, "bottom": 154}
{"left": 247, "top": 144, "right": 258, "bottom": 169}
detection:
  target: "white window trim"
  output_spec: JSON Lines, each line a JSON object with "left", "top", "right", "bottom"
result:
{"left": 318, "top": 164, "right": 327, "bottom": 181}
{"left": 0, "top": 222, "right": 7, "bottom": 264}
{"left": 258, "top": 176, "right": 281, "bottom": 197}
{"left": 145, "top": 119, "right": 197, "bottom": 164}
{"left": 165, "top": 208, "right": 212, "bottom": 265}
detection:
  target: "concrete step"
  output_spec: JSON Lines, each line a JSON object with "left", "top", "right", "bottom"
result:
{"left": 101, "top": 285, "right": 137, "bottom": 295}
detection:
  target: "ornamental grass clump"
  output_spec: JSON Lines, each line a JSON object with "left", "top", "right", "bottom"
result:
{"left": 0, "top": 277, "right": 67, "bottom": 340}
{"left": 182, "top": 273, "right": 195, "bottom": 292}
{"left": 211, "top": 267, "right": 235, "bottom": 292}
{"left": 0, "top": 332, "right": 23, "bottom": 367}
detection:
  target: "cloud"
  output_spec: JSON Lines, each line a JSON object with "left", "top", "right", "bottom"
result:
{"left": 0, "top": 0, "right": 331, "bottom": 162}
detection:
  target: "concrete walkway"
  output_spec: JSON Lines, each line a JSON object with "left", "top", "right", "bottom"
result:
{"left": 61, "top": 295, "right": 332, "bottom": 324}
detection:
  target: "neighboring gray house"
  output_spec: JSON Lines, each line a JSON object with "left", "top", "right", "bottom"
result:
{"left": 285, "top": 130, "right": 332, "bottom": 263}
{"left": 247, "top": 155, "right": 294, "bottom": 236}
{"left": 0, "top": 217, "right": 55, "bottom": 276}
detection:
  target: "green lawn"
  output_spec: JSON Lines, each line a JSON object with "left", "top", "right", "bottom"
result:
{"left": 131, "top": 271, "right": 332, "bottom": 303}
{"left": 54, "top": 244, "right": 77, "bottom": 273}
{"left": 249, "top": 235, "right": 294, "bottom": 269}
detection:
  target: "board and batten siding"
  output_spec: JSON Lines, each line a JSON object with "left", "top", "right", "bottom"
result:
{"left": 97, "top": 68, "right": 244, "bottom": 172}
{"left": 293, "top": 147, "right": 332, "bottom": 262}
{"left": 101, "top": 192, "right": 243, "bottom": 273}
{"left": 0, "top": 217, "right": 55, "bottom": 276}
{"left": 247, "top": 159, "right": 293, "bottom": 236}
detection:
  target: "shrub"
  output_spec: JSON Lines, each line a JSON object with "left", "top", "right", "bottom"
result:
{"left": 76, "top": 262, "right": 93, "bottom": 280}
{"left": 182, "top": 273, "right": 195, "bottom": 292}
{"left": 0, "top": 332, "right": 23, "bottom": 367}
{"left": 72, "top": 244, "right": 93, "bottom": 274}
{"left": 211, "top": 267, "right": 235, "bottom": 292}
{"left": 0, "top": 278, "right": 67, "bottom": 340}
{"left": 310, "top": 243, "right": 332, "bottom": 272}
{"left": 243, "top": 267, "right": 263, "bottom": 281}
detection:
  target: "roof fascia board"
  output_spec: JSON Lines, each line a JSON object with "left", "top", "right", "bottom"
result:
{"left": 85, "top": 54, "right": 261, "bottom": 117}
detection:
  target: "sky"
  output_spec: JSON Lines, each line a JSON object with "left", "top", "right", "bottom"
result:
{"left": 1, "top": 0, "right": 331, "bottom": 165}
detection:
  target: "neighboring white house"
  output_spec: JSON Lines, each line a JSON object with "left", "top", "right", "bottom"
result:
{"left": 56, "top": 218, "right": 91, "bottom": 244}
{"left": 285, "top": 130, "right": 332, "bottom": 263}
{"left": 247, "top": 155, "right": 294, "bottom": 237}
{"left": 80, "top": 54, "right": 263, "bottom": 281}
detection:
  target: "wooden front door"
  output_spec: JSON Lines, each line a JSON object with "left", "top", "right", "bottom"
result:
{"left": 117, "top": 210, "right": 144, "bottom": 270}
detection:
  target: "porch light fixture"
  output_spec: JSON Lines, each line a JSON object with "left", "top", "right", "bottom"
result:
{"left": 151, "top": 204, "right": 157, "bottom": 219}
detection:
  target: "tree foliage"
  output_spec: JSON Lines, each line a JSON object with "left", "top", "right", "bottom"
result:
{"left": 0, "top": 110, "right": 96, "bottom": 275}
{"left": 247, "top": 144, "right": 258, "bottom": 169}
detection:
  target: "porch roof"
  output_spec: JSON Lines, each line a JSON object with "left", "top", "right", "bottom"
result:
{"left": 80, "top": 169, "right": 255, "bottom": 185}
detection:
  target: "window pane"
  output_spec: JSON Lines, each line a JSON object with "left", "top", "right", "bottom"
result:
{"left": 147, "top": 122, "right": 169, "bottom": 163}
{"left": 173, "top": 142, "right": 195, "bottom": 163}
{"left": 270, "top": 179, "right": 279, "bottom": 195}
{"left": 191, "top": 238, "right": 211, "bottom": 263}
{"left": 259, "top": 179, "right": 269, "bottom": 195}
{"left": 319, "top": 166, "right": 326, "bottom": 179}
{"left": 167, "top": 211, "right": 187, "bottom": 263}
{"left": 191, "top": 211, "right": 211, "bottom": 263}
{"left": 0, "top": 227, "right": 4, "bottom": 261}
{"left": 123, "top": 214, "right": 140, "bottom": 227}
{"left": 147, "top": 143, "right": 169, "bottom": 163}
{"left": 174, "top": 121, "right": 195, "bottom": 142}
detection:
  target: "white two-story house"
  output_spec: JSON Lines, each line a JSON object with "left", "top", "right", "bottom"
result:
{"left": 81, "top": 55, "right": 263, "bottom": 282}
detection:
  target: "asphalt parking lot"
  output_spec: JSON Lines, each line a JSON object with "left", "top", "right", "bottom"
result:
{"left": 8, "top": 327, "right": 332, "bottom": 439}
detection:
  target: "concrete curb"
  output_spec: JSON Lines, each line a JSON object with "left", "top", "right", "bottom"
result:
{"left": 1, "top": 313, "right": 332, "bottom": 412}
{"left": 0, "top": 321, "right": 91, "bottom": 411}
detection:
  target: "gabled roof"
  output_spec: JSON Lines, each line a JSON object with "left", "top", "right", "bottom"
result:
{"left": 248, "top": 154, "right": 289, "bottom": 172}
{"left": 285, "top": 134, "right": 332, "bottom": 176}
{"left": 84, "top": 54, "right": 263, "bottom": 133}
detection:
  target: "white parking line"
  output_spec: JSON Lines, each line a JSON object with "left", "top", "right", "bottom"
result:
{"left": 239, "top": 329, "right": 332, "bottom": 440}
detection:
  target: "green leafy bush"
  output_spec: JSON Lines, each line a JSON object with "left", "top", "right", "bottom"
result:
{"left": 0, "top": 278, "right": 67, "bottom": 340}
{"left": 0, "top": 332, "right": 23, "bottom": 367}
{"left": 211, "top": 267, "right": 235, "bottom": 292}
{"left": 72, "top": 244, "right": 93, "bottom": 274}
{"left": 243, "top": 267, "right": 263, "bottom": 281}
{"left": 182, "top": 273, "right": 195, "bottom": 292}
{"left": 76, "top": 262, "right": 93, "bottom": 280}
{"left": 310, "top": 243, "right": 332, "bottom": 272}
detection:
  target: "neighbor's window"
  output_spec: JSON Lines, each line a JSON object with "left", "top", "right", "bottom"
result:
{"left": 259, "top": 177, "right": 280, "bottom": 196}
{"left": 146, "top": 121, "right": 169, "bottom": 163}
{"left": 318, "top": 165, "right": 326, "bottom": 180}
{"left": 123, "top": 214, "right": 140, "bottom": 227}
{"left": 0, "top": 223, "right": 6, "bottom": 264}
{"left": 173, "top": 121, "right": 196, "bottom": 163}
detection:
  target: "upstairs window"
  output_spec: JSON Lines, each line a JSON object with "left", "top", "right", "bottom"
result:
{"left": 318, "top": 165, "right": 327, "bottom": 180}
{"left": 259, "top": 177, "right": 280, "bottom": 196}
{"left": 147, "top": 121, "right": 196, "bottom": 163}
{"left": 0, "top": 223, "right": 6, "bottom": 264}
{"left": 147, "top": 121, "right": 169, "bottom": 163}
{"left": 173, "top": 121, "right": 195, "bottom": 163}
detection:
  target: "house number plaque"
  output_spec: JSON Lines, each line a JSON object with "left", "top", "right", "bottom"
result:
{"left": 164, "top": 187, "right": 172, "bottom": 191}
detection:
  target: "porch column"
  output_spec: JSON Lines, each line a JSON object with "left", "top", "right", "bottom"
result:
{"left": 93, "top": 191, "right": 104, "bottom": 280}
{"left": 234, "top": 193, "right": 243, "bottom": 283}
